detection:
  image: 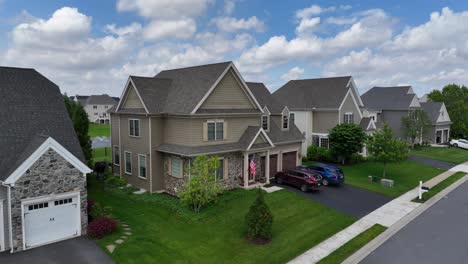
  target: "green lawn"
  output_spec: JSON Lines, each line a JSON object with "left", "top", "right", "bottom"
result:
{"left": 88, "top": 177, "right": 356, "bottom": 264}
{"left": 89, "top": 123, "right": 111, "bottom": 137}
{"left": 413, "top": 171, "right": 467, "bottom": 203}
{"left": 92, "top": 147, "right": 111, "bottom": 164}
{"left": 318, "top": 224, "right": 386, "bottom": 264}
{"left": 304, "top": 160, "right": 445, "bottom": 197}
{"left": 411, "top": 146, "right": 468, "bottom": 164}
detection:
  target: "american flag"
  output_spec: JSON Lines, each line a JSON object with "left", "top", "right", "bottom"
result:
{"left": 249, "top": 160, "right": 256, "bottom": 177}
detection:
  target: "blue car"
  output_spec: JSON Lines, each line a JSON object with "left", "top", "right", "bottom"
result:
{"left": 297, "top": 163, "right": 345, "bottom": 186}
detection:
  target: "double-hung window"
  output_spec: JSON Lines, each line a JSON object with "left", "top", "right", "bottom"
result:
{"left": 138, "top": 154, "right": 147, "bottom": 178}
{"left": 344, "top": 113, "right": 354, "bottom": 124}
{"left": 282, "top": 114, "right": 289, "bottom": 129}
{"left": 215, "top": 159, "right": 224, "bottom": 181}
{"left": 171, "top": 158, "right": 182, "bottom": 178}
{"left": 125, "top": 152, "right": 132, "bottom": 174}
{"left": 261, "top": 115, "right": 269, "bottom": 131}
{"left": 129, "top": 119, "right": 140, "bottom": 137}
{"left": 207, "top": 120, "right": 224, "bottom": 141}
{"left": 114, "top": 146, "right": 120, "bottom": 166}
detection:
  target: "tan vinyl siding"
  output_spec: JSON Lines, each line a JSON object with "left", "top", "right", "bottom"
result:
{"left": 190, "top": 116, "right": 259, "bottom": 146}
{"left": 122, "top": 84, "right": 144, "bottom": 108}
{"left": 199, "top": 70, "right": 256, "bottom": 110}
{"left": 163, "top": 118, "right": 193, "bottom": 146}
{"left": 150, "top": 117, "right": 165, "bottom": 191}
{"left": 120, "top": 115, "right": 150, "bottom": 191}
{"left": 340, "top": 91, "right": 362, "bottom": 124}
{"left": 254, "top": 134, "right": 267, "bottom": 144}
{"left": 313, "top": 111, "right": 339, "bottom": 133}
{"left": 110, "top": 114, "right": 121, "bottom": 175}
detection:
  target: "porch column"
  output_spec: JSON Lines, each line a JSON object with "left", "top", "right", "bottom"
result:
{"left": 265, "top": 150, "right": 270, "bottom": 184}
{"left": 243, "top": 152, "right": 249, "bottom": 188}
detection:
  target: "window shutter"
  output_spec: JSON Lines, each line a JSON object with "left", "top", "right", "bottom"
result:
{"left": 223, "top": 121, "right": 228, "bottom": 140}
{"left": 180, "top": 159, "right": 184, "bottom": 178}
{"left": 203, "top": 122, "right": 208, "bottom": 141}
{"left": 223, "top": 158, "right": 229, "bottom": 180}
{"left": 351, "top": 114, "right": 354, "bottom": 123}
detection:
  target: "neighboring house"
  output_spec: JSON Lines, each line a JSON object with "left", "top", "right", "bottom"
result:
{"left": 0, "top": 67, "right": 91, "bottom": 253}
{"left": 420, "top": 102, "right": 452, "bottom": 144}
{"left": 361, "top": 86, "right": 451, "bottom": 144}
{"left": 110, "top": 62, "right": 303, "bottom": 195}
{"left": 73, "top": 94, "right": 118, "bottom": 124}
{"left": 273, "top": 76, "right": 364, "bottom": 156}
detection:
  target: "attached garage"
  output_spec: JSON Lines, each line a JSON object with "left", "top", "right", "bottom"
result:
{"left": 23, "top": 192, "right": 81, "bottom": 249}
{"left": 282, "top": 151, "right": 297, "bottom": 171}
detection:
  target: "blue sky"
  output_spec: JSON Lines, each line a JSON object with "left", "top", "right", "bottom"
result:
{"left": 1, "top": 0, "right": 468, "bottom": 97}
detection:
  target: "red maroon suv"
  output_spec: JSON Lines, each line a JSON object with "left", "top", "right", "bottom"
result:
{"left": 275, "top": 169, "right": 322, "bottom": 192}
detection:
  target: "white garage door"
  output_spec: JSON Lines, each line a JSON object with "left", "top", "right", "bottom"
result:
{"left": 24, "top": 194, "right": 80, "bottom": 248}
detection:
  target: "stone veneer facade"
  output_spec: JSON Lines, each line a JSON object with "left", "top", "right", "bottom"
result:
{"left": 10, "top": 149, "right": 87, "bottom": 251}
{"left": 164, "top": 152, "right": 243, "bottom": 196}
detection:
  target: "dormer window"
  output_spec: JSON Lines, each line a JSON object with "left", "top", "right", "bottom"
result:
{"left": 281, "top": 106, "right": 290, "bottom": 130}
{"left": 261, "top": 115, "right": 269, "bottom": 131}
{"left": 282, "top": 114, "right": 289, "bottom": 129}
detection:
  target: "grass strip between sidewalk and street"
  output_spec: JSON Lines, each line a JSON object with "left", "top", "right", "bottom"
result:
{"left": 412, "top": 171, "right": 467, "bottom": 203}
{"left": 317, "top": 224, "right": 387, "bottom": 264}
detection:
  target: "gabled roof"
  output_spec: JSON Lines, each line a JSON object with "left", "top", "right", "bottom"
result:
{"left": 273, "top": 76, "right": 357, "bottom": 109}
{"left": 85, "top": 94, "right": 118, "bottom": 105}
{"left": 420, "top": 102, "right": 451, "bottom": 124}
{"left": 0, "top": 66, "right": 85, "bottom": 180}
{"left": 361, "top": 86, "right": 420, "bottom": 111}
{"left": 247, "top": 82, "right": 284, "bottom": 114}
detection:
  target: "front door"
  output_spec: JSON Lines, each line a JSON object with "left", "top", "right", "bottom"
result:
{"left": 436, "top": 130, "right": 442, "bottom": 144}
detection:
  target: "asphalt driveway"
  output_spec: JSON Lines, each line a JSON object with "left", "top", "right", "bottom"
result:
{"left": 0, "top": 237, "right": 114, "bottom": 264}
{"left": 360, "top": 176, "right": 468, "bottom": 264}
{"left": 408, "top": 155, "right": 456, "bottom": 170}
{"left": 276, "top": 183, "right": 392, "bottom": 218}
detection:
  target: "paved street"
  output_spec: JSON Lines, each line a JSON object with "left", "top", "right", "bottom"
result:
{"left": 360, "top": 178, "right": 468, "bottom": 264}
{"left": 408, "top": 155, "right": 456, "bottom": 170}
{"left": 0, "top": 237, "right": 114, "bottom": 264}
{"left": 277, "top": 183, "right": 392, "bottom": 218}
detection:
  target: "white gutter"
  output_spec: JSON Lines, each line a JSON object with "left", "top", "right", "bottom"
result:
{"left": 0, "top": 181, "right": 13, "bottom": 253}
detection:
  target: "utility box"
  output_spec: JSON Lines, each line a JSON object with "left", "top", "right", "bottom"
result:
{"left": 381, "top": 179, "right": 394, "bottom": 188}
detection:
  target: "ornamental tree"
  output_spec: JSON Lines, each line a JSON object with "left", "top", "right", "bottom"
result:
{"left": 367, "top": 124, "right": 409, "bottom": 179}
{"left": 328, "top": 124, "right": 367, "bottom": 164}
{"left": 245, "top": 189, "right": 273, "bottom": 243}
{"left": 179, "top": 154, "right": 222, "bottom": 213}
{"left": 401, "top": 109, "right": 431, "bottom": 148}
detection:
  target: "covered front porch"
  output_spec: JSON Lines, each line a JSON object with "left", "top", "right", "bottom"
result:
{"left": 241, "top": 149, "right": 273, "bottom": 189}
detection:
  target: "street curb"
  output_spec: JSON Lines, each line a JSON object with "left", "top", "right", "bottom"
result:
{"left": 343, "top": 173, "right": 468, "bottom": 264}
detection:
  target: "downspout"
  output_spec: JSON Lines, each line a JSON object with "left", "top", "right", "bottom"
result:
{"left": 0, "top": 181, "right": 13, "bottom": 253}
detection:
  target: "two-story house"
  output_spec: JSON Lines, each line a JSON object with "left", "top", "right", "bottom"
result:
{"left": 110, "top": 62, "right": 303, "bottom": 195}
{"left": 74, "top": 94, "right": 117, "bottom": 124}
{"left": 273, "top": 76, "right": 364, "bottom": 156}
{"left": 361, "top": 86, "right": 451, "bottom": 145}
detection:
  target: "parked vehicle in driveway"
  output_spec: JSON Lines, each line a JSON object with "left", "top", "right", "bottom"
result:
{"left": 450, "top": 139, "right": 468, "bottom": 150}
{"left": 275, "top": 169, "right": 322, "bottom": 192}
{"left": 297, "top": 163, "right": 345, "bottom": 186}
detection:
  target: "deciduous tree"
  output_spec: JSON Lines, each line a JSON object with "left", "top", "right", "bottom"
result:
{"left": 328, "top": 124, "right": 367, "bottom": 164}
{"left": 401, "top": 109, "right": 431, "bottom": 148}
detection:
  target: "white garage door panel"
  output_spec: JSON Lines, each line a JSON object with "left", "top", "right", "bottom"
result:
{"left": 24, "top": 195, "right": 79, "bottom": 248}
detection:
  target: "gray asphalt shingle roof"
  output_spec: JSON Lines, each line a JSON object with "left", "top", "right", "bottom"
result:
{"left": 273, "top": 76, "right": 352, "bottom": 109}
{"left": 362, "top": 86, "right": 417, "bottom": 111}
{"left": 0, "top": 66, "right": 84, "bottom": 180}
{"left": 247, "top": 82, "right": 284, "bottom": 114}
{"left": 85, "top": 94, "right": 118, "bottom": 105}
{"left": 420, "top": 102, "right": 445, "bottom": 124}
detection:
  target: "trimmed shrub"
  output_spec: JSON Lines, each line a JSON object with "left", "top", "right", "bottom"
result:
{"left": 245, "top": 189, "right": 273, "bottom": 243}
{"left": 89, "top": 202, "right": 113, "bottom": 221}
{"left": 307, "top": 145, "right": 333, "bottom": 162}
{"left": 88, "top": 217, "right": 118, "bottom": 239}
{"left": 350, "top": 153, "right": 366, "bottom": 164}
{"left": 105, "top": 175, "right": 127, "bottom": 188}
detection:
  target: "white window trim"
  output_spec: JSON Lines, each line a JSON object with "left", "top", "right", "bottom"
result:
{"left": 207, "top": 119, "right": 224, "bottom": 141}
{"left": 129, "top": 119, "right": 141, "bottom": 137}
{"left": 138, "top": 154, "right": 147, "bottom": 179}
{"left": 344, "top": 112, "right": 354, "bottom": 124}
{"left": 124, "top": 151, "right": 132, "bottom": 175}
{"left": 113, "top": 145, "right": 120, "bottom": 166}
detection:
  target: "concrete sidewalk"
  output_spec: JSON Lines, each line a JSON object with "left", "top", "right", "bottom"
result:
{"left": 288, "top": 166, "right": 466, "bottom": 264}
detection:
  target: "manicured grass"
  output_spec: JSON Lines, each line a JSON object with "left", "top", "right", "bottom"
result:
{"left": 87, "top": 177, "right": 356, "bottom": 264}
{"left": 304, "top": 160, "right": 445, "bottom": 197}
{"left": 317, "top": 224, "right": 386, "bottom": 264}
{"left": 411, "top": 146, "right": 468, "bottom": 164}
{"left": 413, "top": 171, "right": 467, "bottom": 203}
{"left": 89, "top": 123, "right": 111, "bottom": 137}
{"left": 92, "top": 147, "right": 111, "bottom": 164}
